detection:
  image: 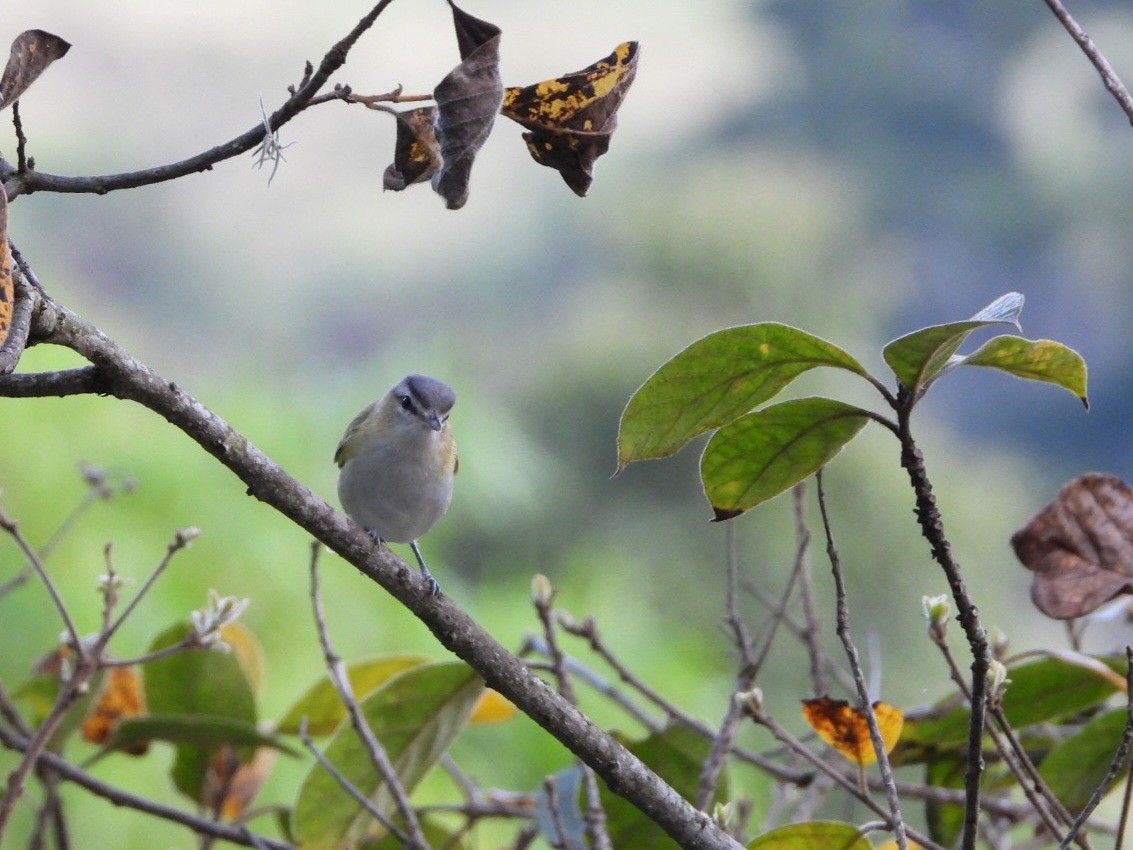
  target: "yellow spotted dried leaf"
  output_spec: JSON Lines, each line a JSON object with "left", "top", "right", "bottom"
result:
{"left": 383, "top": 106, "right": 440, "bottom": 191}
{"left": 801, "top": 696, "right": 903, "bottom": 766}
{"left": 501, "top": 41, "right": 639, "bottom": 196}
{"left": 82, "top": 666, "right": 147, "bottom": 753}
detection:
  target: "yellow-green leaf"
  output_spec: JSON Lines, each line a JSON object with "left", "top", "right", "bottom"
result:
{"left": 747, "top": 821, "right": 870, "bottom": 850}
{"left": 618, "top": 324, "right": 866, "bottom": 470}
{"left": 962, "top": 336, "right": 1087, "bottom": 407}
{"left": 702, "top": 397, "right": 869, "bottom": 520}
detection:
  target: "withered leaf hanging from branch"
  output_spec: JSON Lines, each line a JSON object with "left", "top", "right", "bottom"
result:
{"left": 431, "top": 1, "right": 503, "bottom": 210}
{"left": 383, "top": 106, "right": 440, "bottom": 191}
{"left": 502, "top": 41, "right": 639, "bottom": 197}
{"left": 0, "top": 30, "right": 71, "bottom": 112}
{"left": 0, "top": 185, "right": 11, "bottom": 355}
{"left": 1012, "top": 473, "right": 1133, "bottom": 619}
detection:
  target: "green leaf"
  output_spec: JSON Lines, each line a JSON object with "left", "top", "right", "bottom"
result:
{"left": 882, "top": 292, "right": 1024, "bottom": 395}
{"left": 961, "top": 336, "right": 1088, "bottom": 407}
{"left": 276, "top": 654, "right": 432, "bottom": 736}
{"left": 292, "top": 661, "right": 484, "bottom": 850}
{"left": 602, "top": 724, "right": 728, "bottom": 850}
{"left": 103, "top": 714, "right": 297, "bottom": 757}
{"left": 701, "top": 397, "right": 869, "bottom": 520}
{"left": 747, "top": 821, "right": 870, "bottom": 850}
{"left": 144, "top": 621, "right": 259, "bottom": 805}
{"left": 1040, "top": 707, "right": 1130, "bottom": 812}
{"left": 924, "top": 754, "right": 966, "bottom": 847}
{"left": 901, "top": 655, "right": 1122, "bottom": 749}
{"left": 617, "top": 324, "right": 866, "bottom": 469}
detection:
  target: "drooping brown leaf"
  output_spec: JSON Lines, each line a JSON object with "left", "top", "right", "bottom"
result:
{"left": 0, "top": 185, "right": 11, "bottom": 352}
{"left": 383, "top": 106, "right": 441, "bottom": 191}
{"left": 0, "top": 30, "right": 71, "bottom": 112}
{"left": 82, "top": 665, "right": 148, "bottom": 754}
{"left": 1012, "top": 473, "right": 1133, "bottom": 619}
{"left": 501, "top": 41, "right": 639, "bottom": 197}
{"left": 431, "top": 1, "right": 503, "bottom": 209}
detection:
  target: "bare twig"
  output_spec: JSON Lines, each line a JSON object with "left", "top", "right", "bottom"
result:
{"left": 815, "top": 471, "right": 907, "bottom": 850}
{"left": 532, "top": 578, "right": 611, "bottom": 850}
{"left": 1042, "top": 0, "right": 1133, "bottom": 126}
{"left": 296, "top": 719, "right": 410, "bottom": 845}
{"left": 0, "top": 502, "right": 83, "bottom": 653}
{"left": 2, "top": 0, "right": 399, "bottom": 200}
{"left": 791, "top": 484, "right": 828, "bottom": 696}
{"left": 105, "top": 527, "right": 198, "bottom": 642}
{"left": 307, "top": 542, "right": 424, "bottom": 848}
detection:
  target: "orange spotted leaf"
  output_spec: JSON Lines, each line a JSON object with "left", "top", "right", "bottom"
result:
{"left": 801, "top": 696, "right": 903, "bottom": 767}
{"left": 383, "top": 106, "right": 440, "bottom": 191}
{"left": 502, "top": 41, "right": 639, "bottom": 196}
{"left": 0, "top": 30, "right": 71, "bottom": 112}
{"left": 82, "top": 666, "right": 147, "bottom": 753}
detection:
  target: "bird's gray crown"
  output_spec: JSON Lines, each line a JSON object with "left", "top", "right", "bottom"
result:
{"left": 399, "top": 374, "right": 456, "bottom": 414}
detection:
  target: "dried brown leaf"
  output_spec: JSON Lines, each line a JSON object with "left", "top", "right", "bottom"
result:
{"left": 383, "top": 106, "right": 440, "bottom": 191}
{"left": 502, "top": 41, "right": 639, "bottom": 196}
{"left": 1012, "top": 473, "right": 1133, "bottom": 619}
{"left": 432, "top": 2, "right": 503, "bottom": 209}
{"left": 82, "top": 666, "right": 147, "bottom": 754}
{"left": 0, "top": 30, "right": 71, "bottom": 112}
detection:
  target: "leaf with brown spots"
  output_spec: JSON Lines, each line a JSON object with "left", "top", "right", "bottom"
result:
{"left": 0, "top": 30, "right": 71, "bottom": 112}
{"left": 1012, "top": 473, "right": 1133, "bottom": 619}
{"left": 431, "top": 1, "right": 503, "bottom": 210}
{"left": 383, "top": 106, "right": 440, "bottom": 191}
{"left": 801, "top": 696, "right": 903, "bottom": 767}
{"left": 502, "top": 41, "right": 639, "bottom": 197}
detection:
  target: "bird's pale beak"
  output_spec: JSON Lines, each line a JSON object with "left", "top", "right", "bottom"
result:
{"left": 426, "top": 415, "right": 443, "bottom": 431}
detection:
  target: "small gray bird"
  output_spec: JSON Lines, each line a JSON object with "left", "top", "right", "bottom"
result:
{"left": 335, "top": 375, "right": 457, "bottom": 594}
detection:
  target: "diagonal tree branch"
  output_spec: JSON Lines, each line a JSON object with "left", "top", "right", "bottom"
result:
{"left": 0, "top": 280, "right": 741, "bottom": 850}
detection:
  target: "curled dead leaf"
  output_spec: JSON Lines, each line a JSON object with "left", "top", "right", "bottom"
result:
{"left": 502, "top": 41, "right": 639, "bottom": 196}
{"left": 431, "top": 1, "right": 503, "bottom": 209}
{"left": 1012, "top": 473, "right": 1133, "bottom": 620}
{"left": 383, "top": 106, "right": 440, "bottom": 191}
{"left": 0, "top": 30, "right": 71, "bottom": 112}
{"left": 801, "top": 696, "right": 903, "bottom": 767}
{"left": 0, "top": 186, "right": 10, "bottom": 354}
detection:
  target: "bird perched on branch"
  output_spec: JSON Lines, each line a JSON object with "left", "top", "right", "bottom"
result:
{"left": 335, "top": 374, "right": 457, "bottom": 595}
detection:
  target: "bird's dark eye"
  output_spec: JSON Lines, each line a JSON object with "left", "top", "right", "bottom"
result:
{"left": 399, "top": 395, "right": 413, "bottom": 411}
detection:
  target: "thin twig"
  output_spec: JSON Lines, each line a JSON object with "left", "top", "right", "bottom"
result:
{"left": 12, "top": 102, "right": 27, "bottom": 172}
{"left": 815, "top": 470, "right": 907, "bottom": 850}
{"left": 1042, "top": 0, "right": 1133, "bottom": 126}
{"left": 296, "top": 720, "right": 411, "bottom": 845}
{"left": 532, "top": 580, "right": 611, "bottom": 850}
{"left": 791, "top": 483, "right": 828, "bottom": 695}
{"left": 307, "top": 542, "right": 424, "bottom": 848}
{"left": 0, "top": 502, "right": 83, "bottom": 654}
{"left": 105, "top": 527, "right": 198, "bottom": 641}
{"left": 696, "top": 520, "right": 758, "bottom": 810}
{"left": 2, "top": 0, "right": 399, "bottom": 200}
{"left": 1058, "top": 646, "right": 1133, "bottom": 849}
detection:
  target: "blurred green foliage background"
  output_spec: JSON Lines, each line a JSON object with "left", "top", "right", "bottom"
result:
{"left": 2, "top": 0, "right": 1132, "bottom": 845}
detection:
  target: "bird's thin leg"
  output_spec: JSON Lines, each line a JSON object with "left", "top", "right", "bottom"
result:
{"left": 409, "top": 541, "right": 440, "bottom": 596}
